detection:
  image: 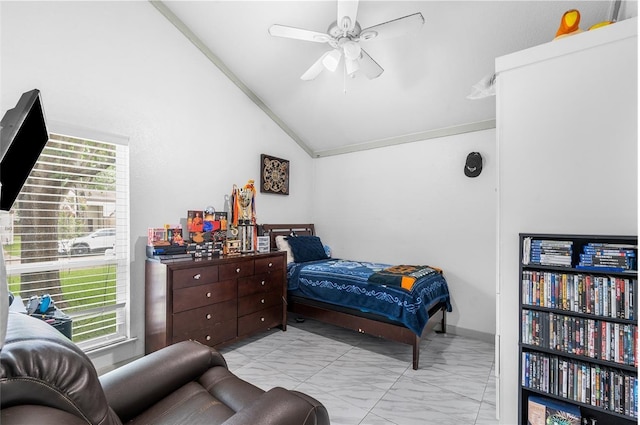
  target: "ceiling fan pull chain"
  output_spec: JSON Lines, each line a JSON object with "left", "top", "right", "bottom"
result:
{"left": 343, "top": 68, "right": 346, "bottom": 94}
{"left": 343, "top": 65, "right": 348, "bottom": 94}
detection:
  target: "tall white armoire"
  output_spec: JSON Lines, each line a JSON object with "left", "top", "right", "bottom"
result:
{"left": 495, "top": 17, "right": 637, "bottom": 424}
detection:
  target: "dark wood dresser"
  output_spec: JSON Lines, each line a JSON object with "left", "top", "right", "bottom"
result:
{"left": 145, "top": 251, "right": 287, "bottom": 354}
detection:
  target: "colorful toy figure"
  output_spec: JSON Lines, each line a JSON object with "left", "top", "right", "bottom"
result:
{"left": 230, "top": 180, "right": 257, "bottom": 252}
{"left": 555, "top": 9, "right": 613, "bottom": 40}
{"left": 555, "top": 9, "right": 582, "bottom": 39}
{"left": 231, "top": 180, "right": 257, "bottom": 226}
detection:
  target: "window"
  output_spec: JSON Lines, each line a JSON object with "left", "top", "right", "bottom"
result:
{"left": 3, "top": 130, "right": 129, "bottom": 351}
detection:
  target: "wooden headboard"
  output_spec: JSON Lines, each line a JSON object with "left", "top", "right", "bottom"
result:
{"left": 261, "top": 223, "right": 315, "bottom": 252}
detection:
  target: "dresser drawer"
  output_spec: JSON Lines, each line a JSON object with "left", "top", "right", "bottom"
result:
{"left": 219, "top": 260, "right": 254, "bottom": 280}
{"left": 238, "top": 291, "right": 282, "bottom": 316}
{"left": 172, "top": 319, "right": 237, "bottom": 347}
{"left": 237, "top": 271, "right": 283, "bottom": 297}
{"left": 173, "top": 279, "right": 236, "bottom": 313}
{"left": 146, "top": 253, "right": 287, "bottom": 355}
{"left": 173, "top": 299, "right": 237, "bottom": 335}
{"left": 238, "top": 305, "right": 282, "bottom": 336}
{"left": 172, "top": 266, "right": 218, "bottom": 289}
{"left": 254, "top": 256, "right": 284, "bottom": 274}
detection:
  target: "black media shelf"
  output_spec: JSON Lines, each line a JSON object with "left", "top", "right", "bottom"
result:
{"left": 518, "top": 233, "right": 637, "bottom": 425}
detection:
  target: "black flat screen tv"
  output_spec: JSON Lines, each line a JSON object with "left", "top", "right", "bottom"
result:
{"left": 0, "top": 89, "right": 49, "bottom": 211}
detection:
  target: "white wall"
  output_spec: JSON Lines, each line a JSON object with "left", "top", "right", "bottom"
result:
{"left": 313, "top": 129, "right": 497, "bottom": 339}
{"left": 1, "top": 1, "right": 314, "bottom": 370}
{"left": 496, "top": 19, "right": 637, "bottom": 424}
{"left": 2, "top": 1, "right": 499, "bottom": 373}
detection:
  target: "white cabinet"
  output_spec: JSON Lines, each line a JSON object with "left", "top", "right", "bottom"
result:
{"left": 495, "top": 18, "right": 637, "bottom": 424}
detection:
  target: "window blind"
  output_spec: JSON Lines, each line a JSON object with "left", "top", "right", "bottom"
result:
{"left": 3, "top": 132, "right": 130, "bottom": 350}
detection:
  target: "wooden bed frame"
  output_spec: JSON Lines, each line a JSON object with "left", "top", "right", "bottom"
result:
{"left": 261, "top": 223, "right": 448, "bottom": 370}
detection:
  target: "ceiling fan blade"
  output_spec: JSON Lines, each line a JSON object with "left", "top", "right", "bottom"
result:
{"left": 301, "top": 52, "right": 331, "bottom": 80}
{"left": 359, "top": 12, "right": 424, "bottom": 41}
{"left": 269, "top": 24, "right": 332, "bottom": 43}
{"left": 337, "top": 0, "right": 359, "bottom": 33}
{"left": 358, "top": 49, "right": 383, "bottom": 79}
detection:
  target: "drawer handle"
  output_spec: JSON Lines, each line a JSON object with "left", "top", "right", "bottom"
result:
{"left": 236, "top": 267, "right": 241, "bottom": 273}
{"left": 206, "top": 313, "right": 212, "bottom": 320}
{"left": 260, "top": 317, "right": 265, "bottom": 322}
{"left": 206, "top": 292, "right": 211, "bottom": 298}
{"left": 268, "top": 262, "right": 273, "bottom": 267}
{"left": 261, "top": 298, "right": 265, "bottom": 304}
{"left": 193, "top": 273, "right": 201, "bottom": 280}
{"left": 206, "top": 335, "right": 211, "bottom": 341}
{"left": 261, "top": 280, "right": 265, "bottom": 286}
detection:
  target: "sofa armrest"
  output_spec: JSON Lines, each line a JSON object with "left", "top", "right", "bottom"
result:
{"left": 222, "top": 387, "right": 330, "bottom": 425}
{"left": 1, "top": 313, "right": 118, "bottom": 425}
{"left": 289, "top": 390, "right": 331, "bottom": 424}
{"left": 100, "top": 340, "right": 227, "bottom": 422}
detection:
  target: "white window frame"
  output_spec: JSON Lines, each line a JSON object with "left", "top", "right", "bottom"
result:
{"left": 4, "top": 123, "right": 130, "bottom": 352}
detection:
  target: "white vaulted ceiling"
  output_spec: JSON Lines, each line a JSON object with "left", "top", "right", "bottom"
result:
{"left": 154, "top": 1, "right": 635, "bottom": 157}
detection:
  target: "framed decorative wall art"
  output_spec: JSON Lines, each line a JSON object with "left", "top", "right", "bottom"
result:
{"left": 260, "top": 154, "right": 289, "bottom": 195}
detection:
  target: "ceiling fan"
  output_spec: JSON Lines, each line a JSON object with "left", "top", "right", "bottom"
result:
{"left": 268, "top": 0, "right": 424, "bottom": 81}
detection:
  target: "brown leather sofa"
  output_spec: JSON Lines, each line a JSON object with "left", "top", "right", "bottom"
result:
{"left": 0, "top": 311, "right": 330, "bottom": 424}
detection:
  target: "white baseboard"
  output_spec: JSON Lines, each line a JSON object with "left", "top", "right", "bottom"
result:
{"left": 438, "top": 324, "right": 495, "bottom": 345}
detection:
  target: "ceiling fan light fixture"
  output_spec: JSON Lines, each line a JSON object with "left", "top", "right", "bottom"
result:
{"left": 322, "top": 49, "right": 342, "bottom": 72}
{"left": 342, "top": 40, "right": 361, "bottom": 60}
{"left": 301, "top": 51, "right": 330, "bottom": 80}
{"left": 345, "top": 57, "right": 360, "bottom": 75}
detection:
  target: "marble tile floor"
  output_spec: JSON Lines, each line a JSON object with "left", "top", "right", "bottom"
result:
{"left": 219, "top": 317, "right": 498, "bottom": 425}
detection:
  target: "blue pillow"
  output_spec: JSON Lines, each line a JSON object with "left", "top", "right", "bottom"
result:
{"left": 286, "top": 235, "right": 328, "bottom": 263}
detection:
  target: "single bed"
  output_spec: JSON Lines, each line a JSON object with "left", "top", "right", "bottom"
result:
{"left": 261, "top": 223, "right": 452, "bottom": 370}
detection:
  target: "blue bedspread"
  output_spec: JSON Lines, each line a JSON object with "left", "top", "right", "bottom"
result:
{"left": 287, "top": 259, "right": 452, "bottom": 336}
